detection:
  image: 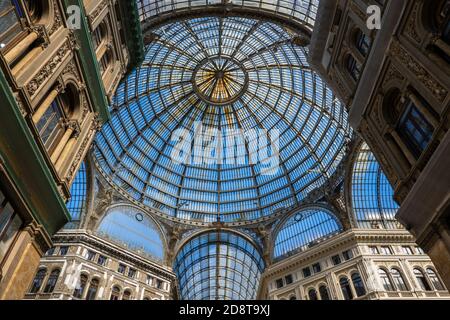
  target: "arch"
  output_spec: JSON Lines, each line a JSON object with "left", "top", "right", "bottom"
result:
{"left": 426, "top": 267, "right": 445, "bottom": 291}
{"left": 173, "top": 230, "right": 265, "bottom": 300}
{"left": 137, "top": 0, "right": 319, "bottom": 33}
{"left": 110, "top": 285, "right": 121, "bottom": 300}
{"left": 85, "top": 277, "right": 100, "bottom": 300}
{"left": 350, "top": 142, "right": 400, "bottom": 229}
{"left": 43, "top": 268, "right": 60, "bottom": 293}
{"left": 23, "top": 0, "right": 51, "bottom": 25}
{"left": 73, "top": 273, "right": 88, "bottom": 299}
{"left": 273, "top": 205, "right": 343, "bottom": 259}
{"left": 122, "top": 289, "right": 132, "bottom": 300}
{"left": 29, "top": 268, "right": 47, "bottom": 293}
{"left": 339, "top": 276, "right": 353, "bottom": 300}
{"left": 351, "top": 272, "right": 366, "bottom": 297}
{"left": 96, "top": 204, "right": 165, "bottom": 261}
{"left": 319, "top": 284, "right": 331, "bottom": 300}
{"left": 378, "top": 268, "right": 395, "bottom": 291}
{"left": 307, "top": 288, "right": 318, "bottom": 300}
{"left": 60, "top": 81, "right": 82, "bottom": 121}
{"left": 413, "top": 268, "right": 432, "bottom": 291}
{"left": 390, "top": 268, "right": 408, "bottom": 291}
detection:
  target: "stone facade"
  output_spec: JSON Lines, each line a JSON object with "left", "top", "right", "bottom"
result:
{"left": 0, "top": 0, "right": 138, "bottom": 300}
{"left": 24, "top": 230, "right": 176, "bottom": 300}
{"left": 258, "top": 229, "right": 450, "bottom": 300}
{"left": 309, "top": 0, "right": 450, "bottom": 288}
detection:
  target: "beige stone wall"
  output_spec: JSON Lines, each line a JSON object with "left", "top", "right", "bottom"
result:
{"left": 258, "top": 230, "right": 450, "bottom": 300}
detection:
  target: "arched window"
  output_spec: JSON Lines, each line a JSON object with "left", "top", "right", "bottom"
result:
{"left": 345, "top": 54, "right": 362, "bottom": 81}
{"left": 378, "top": 268, "right": 395, "bottom": 291}
{"left": 397, "top": 97, "right": 434, "bottom": 158}
{"left": 273, "top": 207, "right": 342, "bottom": 259}
{"left": 73, "top": 274, "right": 88, "bottom": 299}
{"left": 319, "top": 285, "right": 331, "bottom": 300}
{"left": 390, "top": 268, "right": 408, "bottom": 291}
{"left": 91, "top": 22, "right": 108, "bottom": 50}
{"left": 354, "top": 28, "right": 371, "bottom": 56}
{"left": 308, "top": 288, "right": 318, "bottom": 300}
{"left": 43, "top": 269, "right": 60, "bottom": 293}
{"left": 86, "top": 278, "right": 99, "bottom": 300}
{"left": 97, "top": 206, "right": 165, "bottom": 261}
{"left": 122, "top": 290, "right": 132, "bottom": 300}
{"left": 29, "top": 268, "right": 46, "bottom": 293}
{"left": 351, "top": 272, "right": 366, "bottom": 297}
{"left": 426, "top": 268, "right": 445, "bottom": 291}
{"left": 33, "top": 84, "right": 79, "bottom": 156}
{"left": 23, "top": 0, "right": 44, "bottom": 23}
{"left": 339, "top": 277, "right": 353, "bottom": 300}
{"left": 427, "top": 0, "right": 450, "bottom": 62}
{"left": 99, "top": 49, "right": 113, "bottom": 75}
{"left": 414, "top": 268, "right": 432, "bottom": 291}
{"left": 110, "top": 286, "right": 121, "bottom": 300}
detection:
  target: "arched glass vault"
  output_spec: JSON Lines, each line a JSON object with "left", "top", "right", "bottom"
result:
{"left": 137, "top": 0, "right": 319, "bottom": 32}
{"left": 174, "top": 230, "right": 265, "bottom": 300}
{"left": 273, "top": 206, "right": 342, "bottom": 259}
{"left": 94, "top": 16, "right": 351, "bottom": 224}
{"left": 350, "top": 142, "right": 400, "bottom": 229}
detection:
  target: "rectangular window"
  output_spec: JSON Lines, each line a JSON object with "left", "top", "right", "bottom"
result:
{"left": 312, "top": 263, "right": 321, "bottom": 273}
{"left": 302, "top": 267, "right": 312, "bottom": 278}
{"left": 369, "top": 246, "right": 379, "bottom": 254}
{"left": 97, "top": 255, "right": 107, "bottom": 266}
{"left": 331, "top": 255, "right": 341, "bottom": 266}
{"left": 59, "top": 246, "right": 68, "bottom": 256}
{"left": 146, "top": 275, "right": 153, "bottom": 286}
{"left": 275, "top": 278, "right": 283, "bottom": 289}
{"left": 285, "top": 274, "right": 293, "bottom": 285}
{"left": 87, "top": 250, "right": 96, "bottom": 261}
{"left": 342, "top": 250, "right": 353, "bottom": 260}
{"left": 128, "top": 268, "right": 136, "bottom": 278}
{"left": 416, "top": 246, "right": 425, "bottom": 255}
{"left": 402, "top": 246, "right": 414, "bottom": 255}
{"left": 398, "top": 101, "right": 434, "bottom": 158}
{"left": 45, "top": 247, "right": 55, "bottom": 256}
{"left": 155, "top": 279, "right": 163, "bottom": 289}
{"left": 117, "top": 263, "right": 126, "bottom": 274}
{"left": 0, "top": 192, "right": 23, "bottom": 262}
{"left": 380, "top": 246, "right": 393, "bottom": 255}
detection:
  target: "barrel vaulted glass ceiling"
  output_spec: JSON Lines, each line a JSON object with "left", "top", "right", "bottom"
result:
{"left": 137, "top": 0, "right": 319, "bottom": 31}
{"left": 94, "top": 16, "right": 351, "bottom": 223}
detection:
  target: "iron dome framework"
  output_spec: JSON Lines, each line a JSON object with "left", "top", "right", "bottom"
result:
{"left": 94, "top": 16, "right": 351, "bottom": 224}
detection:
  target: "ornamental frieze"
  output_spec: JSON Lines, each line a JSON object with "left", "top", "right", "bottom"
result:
{"left": 26, "top": 42, "right": 71, "bottom": 97}
{"left": 390, "top": 42, "right": 447, "bottom": 102}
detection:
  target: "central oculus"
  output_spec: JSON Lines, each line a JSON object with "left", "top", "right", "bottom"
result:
{"left": 192, "top": 56, "right": 248, "bottom": 106}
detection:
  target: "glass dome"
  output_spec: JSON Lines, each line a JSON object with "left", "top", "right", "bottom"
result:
{"left": 94, "top": 16, "right": 351, "bottom": 224}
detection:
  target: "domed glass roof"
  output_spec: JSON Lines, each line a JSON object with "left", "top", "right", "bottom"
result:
{"left": 94, "top": 16, "right": 351, "bottom": 223}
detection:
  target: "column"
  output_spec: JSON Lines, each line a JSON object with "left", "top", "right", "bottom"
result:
{"left": 50, "top": 121, "right": 78, "bottom": 164}
{"left": 4, "top": 32, "right": 39, "bottom": 64}
{"left": 32, "top": 87, "right": 60, "bottom": 124}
